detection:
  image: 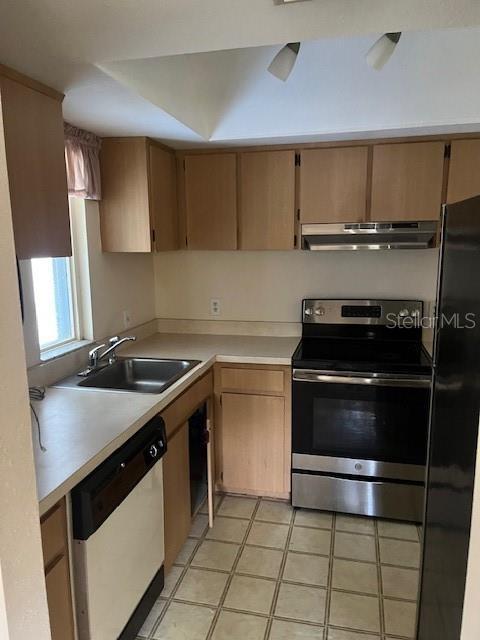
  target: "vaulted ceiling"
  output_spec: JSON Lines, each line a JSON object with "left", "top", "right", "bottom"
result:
{"left": 1, "top": 1, "right": 480, "bottom": 147}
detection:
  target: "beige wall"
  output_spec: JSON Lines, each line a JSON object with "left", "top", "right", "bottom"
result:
{"left": 23, "top": 199, "right": 156, "bottom": 370}
{"left": 461, "top": 421, "right": 480, "bottom": 639}
{"left": 0, "top": 97, "right": 50, "bottom": 639}
{"left": 78, "top": 200, "right": 155, "bottom": 340}
{"left": 154, "top": 250, "right": 439, "bottom": 321}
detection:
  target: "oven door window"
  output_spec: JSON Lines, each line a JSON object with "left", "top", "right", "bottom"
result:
{"left": 293, "top": 380, "right": 430, "bottom": 465}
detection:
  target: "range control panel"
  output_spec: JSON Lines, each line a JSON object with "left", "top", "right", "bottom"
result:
{"left": 302, "top": 299, "right": 423, "bottom": 325}
{"left": 341, "top": 305, "right": 382, "bottom": 319}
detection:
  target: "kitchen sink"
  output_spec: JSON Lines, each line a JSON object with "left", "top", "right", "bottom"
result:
{"left": 56, "top": 357, "right": 201, "bottom": 394}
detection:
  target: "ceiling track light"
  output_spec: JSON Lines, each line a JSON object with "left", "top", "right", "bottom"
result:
{"left": 366, "top": 32, "right": 402, "bottom": 70}
{"left": 268, "top": 42, "right": 301, "bottom": 81}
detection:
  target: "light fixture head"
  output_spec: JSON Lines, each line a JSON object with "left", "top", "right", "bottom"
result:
{"left": 366, "top": 32, "right": 402, "bottom": 70}
{"left": 268, "top": 42, "right": 301, "bottom": 81}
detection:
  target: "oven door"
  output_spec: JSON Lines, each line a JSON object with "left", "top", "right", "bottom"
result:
{"left": 292, "top": 369, "right": 431, "bottom": 480}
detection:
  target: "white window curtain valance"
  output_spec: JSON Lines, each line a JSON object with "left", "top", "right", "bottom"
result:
{"left": 64, "top": 122, "right": 102, "bottom": 200}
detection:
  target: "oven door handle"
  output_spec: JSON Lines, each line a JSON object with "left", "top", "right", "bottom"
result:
{"left": 292, "top": 369, "right": 431, "bottom": 388}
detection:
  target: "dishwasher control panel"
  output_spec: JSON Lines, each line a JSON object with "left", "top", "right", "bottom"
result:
{"left": 145, "top": 434, "right": 166, "bottom": 464}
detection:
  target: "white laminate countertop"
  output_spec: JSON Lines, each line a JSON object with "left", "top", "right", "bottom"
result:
{"left": 33, "top": 333, "right": 299, "bottom": 515}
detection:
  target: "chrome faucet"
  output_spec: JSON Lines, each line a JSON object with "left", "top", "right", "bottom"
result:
{"left": 80, "top": 336, "right": 137, "bottom": 376}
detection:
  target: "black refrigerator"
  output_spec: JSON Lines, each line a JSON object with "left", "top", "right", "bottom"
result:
{"left": 417, "top": 197, "right": 480, "bottom": 639}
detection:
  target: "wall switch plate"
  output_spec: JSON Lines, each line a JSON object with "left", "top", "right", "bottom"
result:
{"left": 122, "top": 310, "right": 132, "bottom": 329}
{"left": 210, "top": 298, "right": 221, "bottom": 316}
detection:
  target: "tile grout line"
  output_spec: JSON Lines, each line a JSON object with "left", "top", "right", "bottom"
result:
{"left": 147, "top": 495, "right": 226, "bottom": 639}
{"left": 204, "top": 496, "right": 261, "bottom": 640}
{"left": 264, "top": 502, "right": 297, "bottom": 640}
{"left": 324, "top": 511, "right": 337, "bottom": 640}
{"left": 140, "top": 496, "right": 420, "bottom": 640}
{"left": 374, "top": 519, "right": 386, "bottom": 639}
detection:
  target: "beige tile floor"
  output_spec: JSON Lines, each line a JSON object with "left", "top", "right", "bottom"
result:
{"left": 137, "top": 494, "right": 421, "bottom": 640}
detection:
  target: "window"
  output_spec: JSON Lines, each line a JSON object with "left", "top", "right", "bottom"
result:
{"left": 31, "top": 256, "right": 76, "bottom": 351}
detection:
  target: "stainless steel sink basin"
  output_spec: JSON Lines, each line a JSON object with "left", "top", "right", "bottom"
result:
{"left": 56, "top": 357, "right": 201, "bottom": 394}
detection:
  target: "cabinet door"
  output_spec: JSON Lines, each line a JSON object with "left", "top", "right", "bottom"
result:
{"left": 184, "top": 154, "right": 237, "bottom": 249}
{"left": 45, "top": 556, "right": 75, "bottom": 640}
{"left": 220, "top": 393, "right": 285, "bottom": 495}
{"left": 40, "top": 500, "right": 75, "bottom": 640}
{"left": 239, "top": 150, "right": 295, "bottom": 250}
{"left": 371, "top": 142, "right": 445, "bottom": 221}
{"left": 99, "top": 138, "right": 151, "bottom": 252}
{"left": 447, "top": 140, "right": 480, "bottom": 203}
{"left": 0, "top": 76, "right": 70, "bottom": 258}
{"left": 299, "top": 147, "right": 368, "bottom": 223}
{"left": 163, "top": 423, "right": 191, "bottom": 570}
{"left": 149, "top": 144, "right": 178, "bottom": 251}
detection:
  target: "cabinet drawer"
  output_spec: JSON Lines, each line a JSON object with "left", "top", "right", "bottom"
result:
{"left": 161, "top": 371, "right": 213, "bottom": 438}
{"left": 40, "top": 501, "right": 66, "bottom": 568}
{"left": 220, "top": 368, "right": 285, "bottom": 395}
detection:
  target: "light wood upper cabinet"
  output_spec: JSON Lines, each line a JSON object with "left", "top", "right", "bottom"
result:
{"left": 299, "top": 147, "right": 368, "bottom": 223}
{"left": 149, "top": 143, "right": 178, "bottom": 251}
{"left": 371, "top": 142, "right": 445, "bottom": 221}
{"left": 239, "top": 150, "right": 295, "bottom": 250}
{"left": 0, "top": 73, "right": 70, "bottom": 259}
{"left": 99, "top": 137, "right": 177, "bottom": 252}
{"left": 447, "top": 140, "right": 480, "bottom": 203}
{"left": 184, "top": 153, "right": 237, "bottom": 250}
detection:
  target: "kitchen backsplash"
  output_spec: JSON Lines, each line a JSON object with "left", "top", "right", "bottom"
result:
{"left": 153, "top": 249, "right": 439, "bottom": 323}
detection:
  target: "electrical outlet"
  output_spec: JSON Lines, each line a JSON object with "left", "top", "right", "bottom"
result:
{"left": 122, "top": 310, "right": 132, "bottom": 329}
{"left": 210, "top": 298, "right": 221, "bottom": 317}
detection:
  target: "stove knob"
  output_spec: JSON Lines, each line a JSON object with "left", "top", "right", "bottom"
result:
{"left": 398, "top": 309, "right": 410, "bottom": 317}
{"left": 149, "top": 444, "right": 158, "bottom": 458}
{"left": 304, "top": 308, "right": 313, "bottom": 316}
{"left": 315, "top": 307, "right": 325, "bottom": 316}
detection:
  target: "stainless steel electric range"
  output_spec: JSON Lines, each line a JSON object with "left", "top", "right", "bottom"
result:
{"left": 291, "top": 299, "right": 433, "bottom": 522}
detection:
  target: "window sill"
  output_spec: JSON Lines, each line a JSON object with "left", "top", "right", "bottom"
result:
{"left": 40, "top": 339, "right": 94, "bottom": 363}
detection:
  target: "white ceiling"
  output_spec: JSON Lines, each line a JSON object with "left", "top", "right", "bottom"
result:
{"left": 1, "top": 1, "right": 480, "bottom": 147}
{"left": 99, "top": 28, "right": 480, "bottom": 145}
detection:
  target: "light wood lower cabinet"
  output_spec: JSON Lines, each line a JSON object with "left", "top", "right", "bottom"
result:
{"left": 45, "top": 556, "right": 75, "bottom": 640}
{"left": 162, "top": 422, "right": 191, "bottom": 570}
{"left": 40, "top": 499, "right": 75, "bottom": 640}
{"left": 161, "top": 371, "right": 214, "bottom": 571}
{"left": 215, "top": 364, "right": 291, "bottom": 499}
{"left": 221, "top": 393, "right": 286, "bottom": 495}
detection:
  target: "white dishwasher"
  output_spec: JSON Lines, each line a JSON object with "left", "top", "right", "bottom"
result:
{"left": 71, "top": 415, "right": 167, "bottom": 640}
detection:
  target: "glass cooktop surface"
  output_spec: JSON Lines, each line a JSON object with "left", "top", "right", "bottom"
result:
{"left": 292, "top": 337, "right": 432, "bottom": 375}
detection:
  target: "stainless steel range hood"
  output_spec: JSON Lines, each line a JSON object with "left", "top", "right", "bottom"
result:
{"left": 301, "top": 221, "right": 438, "bottom": 251}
